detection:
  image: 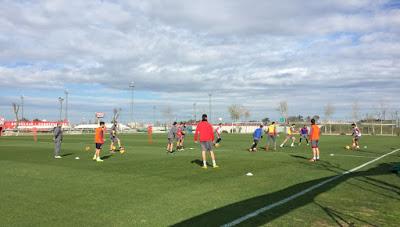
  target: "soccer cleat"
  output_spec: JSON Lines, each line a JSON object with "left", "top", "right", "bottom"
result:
{"left": 96, "top": 158, "right": 103, "bottom": 162}
{"left": 202, "top": 165, "right": 208, "bottom": 169}
{"left": 290, "top": 144, "right": 295, "bottom": 147}
{"left": 54, "top": 156, "right": 62, "bottom": 159}
{"left": 213, "top": 165, "right": 219, "bottom": 168}
{"left": 309, "top": 158, "right": 316, "bottom": 162}
{"left": 280, "top": 144, "right": 284, "bottom": 148}
{"left": 92, "top": 155, "right": 97, "bottom": 161}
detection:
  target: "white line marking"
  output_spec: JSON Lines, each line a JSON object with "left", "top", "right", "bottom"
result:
{"left": 330, "top": 154, "right": 378, "bottom": 158}
{"left": 222, "top": 148, "right": 400, "bottom": 227}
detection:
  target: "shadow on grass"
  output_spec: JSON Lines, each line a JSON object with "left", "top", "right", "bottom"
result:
{"left": 61, "top": 153, "right": 73, "bottom": 157}
{"left": 101, "top": 155, "right": 112, "bottom": 160}
{"left": 314, "top": 202, "right": 378, "bottom": 227}
{"left": 172, "top": 162, "right": 398, "bottom": 227}
{"left": 290, "top": 154, "right": 308, "bottom": 160}
{"left": 190, "top": 159, "right": 214, "bottom": 167}
{"left": 190, "top": 159, "right": 203, "bottom": 167}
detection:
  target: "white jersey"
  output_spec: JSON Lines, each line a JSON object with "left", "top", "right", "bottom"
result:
{"left": 352, "top": 127, "right": 361, "bottom": 137}
{"left": 216, "top": 126, "right": 222, "bottom": 138}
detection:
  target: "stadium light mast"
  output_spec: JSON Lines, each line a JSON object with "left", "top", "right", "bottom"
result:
{"left": 64, "top": 90, "right": 69, "bottom": 122}
{"left": 129, "top": 81, "right": 135, "bottom": 126}
{"left": 20, "top": 95, "right": 24, "bottom": 121}
{"left": 208, "top": 93, "right": 212, "bottom": 123}
{"left": 58, "top": 97, "right": 64, "bottom": 122}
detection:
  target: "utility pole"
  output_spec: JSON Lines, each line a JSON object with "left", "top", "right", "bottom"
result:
{"left": 21, "top": 95, "right": 24, "bottom": 121}
{"left": 58, "top": 97, "right": 64, "bottom": 122}
{"left": 64, "top": 90, "right": 69, "bottom": 122}
{"left": 129, "top": 82, "right": 135, "bottom": 127}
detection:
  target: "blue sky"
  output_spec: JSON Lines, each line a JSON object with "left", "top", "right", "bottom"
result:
{"left": 0, "top": 0, "right": 399, "bottom": 123}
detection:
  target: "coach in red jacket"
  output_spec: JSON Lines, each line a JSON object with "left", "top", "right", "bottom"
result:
{"left": 194, "top": 114, "right": 219, "bottom": 169}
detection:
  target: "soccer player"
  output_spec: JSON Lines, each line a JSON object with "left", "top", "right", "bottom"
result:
{"left": 214, "top": 123, "right": 223, "bottom": 147}
{"left": 180, "top": 122, "right": 187, "bottom": 149}
{"left": 309, "top": 119, "right": 321, "bottom": 162}
{"left": 249, "top": 125, "right": 263, "bottom": 152}
{"left": 93, "top": 121, "right": 106, "bottom": 162}
{"left": 299, "top": 125, "right": 309, "bottom": 146}
{"left": 351, "top": 123, "right": 361, "bottom": 150}
{"left": 280, "top": 123, "right": 296, "bottom": 148}
{"left": 109, "top": 122, "right": 121, "bottom": 153}
{"left": 53, "top": 122, "right": 63, "bottom": 159}
{"left": 265, "top": 122, "right": 277, "bottom": 151}
{"left": 167, "top": 122, "right": 178, "bottom": 153}
{"left": 194, "top": 114, "right": 218, "bottom": 169}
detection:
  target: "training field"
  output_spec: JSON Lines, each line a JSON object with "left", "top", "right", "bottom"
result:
{"left": 1, "top": 133, "right": 399, "bottom": 226}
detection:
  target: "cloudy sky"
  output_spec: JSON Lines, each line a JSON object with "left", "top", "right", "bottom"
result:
{"left": 0, "top": 0, "right": 399, "bottom": 123}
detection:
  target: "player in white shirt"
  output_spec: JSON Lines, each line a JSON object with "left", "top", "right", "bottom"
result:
{"left": 214, "top": 123, "right": 223, "bottom": 147}
{"left": 351, "top": 123, "right": 362, "bottom": 150}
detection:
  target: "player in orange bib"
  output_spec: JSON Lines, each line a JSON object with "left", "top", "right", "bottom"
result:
{"left": 265, "top": 122, "right": 277, "bottom": 151}
{"left": 309, "top": 119, "right": 321, "bottom": 162}
{"left": 93, "top": 121, "right": 106, "bottom": 162}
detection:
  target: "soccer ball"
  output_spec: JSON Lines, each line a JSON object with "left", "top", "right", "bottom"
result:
{"left": 85, "top": 146, "right": 90, "bottom": 151}
{"left": 215, "top": 143, "right": 220, "bottom": 148}
{"left": 345, "top": 145, "right": 350, "bottom": 150}
{"left": 119, "top": 147, "right": 125, "bottom": 154}
{"left": 112, "top": 145, "right": 117, "bottom": 151}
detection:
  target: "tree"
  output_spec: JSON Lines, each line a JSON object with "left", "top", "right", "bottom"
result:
{"left": 112, "top": 108, "right": 122, "bottom": 123}
{"left": 324, "top": 103, "right": 335, "bottom": 134}
{"left": 12, "top": 103, "right": 20, "bottom": 132}
{"left": 312, "top": 115, "right": 320, "bottom": 122}
{"left": 277, "top": 101, "right": 288, "bottom": 122}
{"left": 351, "top": 101, "right": 360, "bottom": 122}
{"left": 244, "top": 110, "right": 250, "bottom": 122}
{"left": 377, "top": 100, "right": 387, "bottom": 135}
{"left": 228, "top": 104, "right": 243, "bottom": 122}
{"left": 261, "top": 117, "right": 270, "bottom": 125}
{"left": 287, "top": 115, "right": 304, "bottom": 122}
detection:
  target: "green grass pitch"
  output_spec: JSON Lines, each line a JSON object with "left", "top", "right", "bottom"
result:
{"left": 1, "top": 133, "right": 399, "bottom": 226}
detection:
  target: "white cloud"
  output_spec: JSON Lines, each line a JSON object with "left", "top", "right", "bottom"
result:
{"left": 0, "top": 0, "right": 399, "bottom": 122}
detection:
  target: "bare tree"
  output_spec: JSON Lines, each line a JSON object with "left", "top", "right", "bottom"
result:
{"left": 12, "top": 103, "right": 20, "bottom": 132}
{"left": 228, "top": 104, "right": 243, "bottom": 122}
{"left": 351, "top": 101, "right": 360, "bottom": 122}
{"left": 377, "top": 100, "right": 387, "bottom": 135}
{"left": 112, "top": 108, "right": 122, "bottom": 123}
{"left": 277, "top": 101, "right": 288, "bottom": 122}
{"left": 244, "top": 109, "right": 250, "bottom": 122}
{"left": 324, "top": 103, "right": 335, "bottom": 134}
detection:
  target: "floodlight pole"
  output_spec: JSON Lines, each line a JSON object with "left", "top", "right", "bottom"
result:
{"left": 58, "top": 97, "right": 64, "bottom": 122}
{"left": 64, "top": 90, "right": 69, "bottom": 122}
{"left": 129, "top": 82, "right": 135, "bottom": 126}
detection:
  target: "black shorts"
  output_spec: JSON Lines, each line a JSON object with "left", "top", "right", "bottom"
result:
{"left": 95, "top": 143, "right": 103, "bottom": 149}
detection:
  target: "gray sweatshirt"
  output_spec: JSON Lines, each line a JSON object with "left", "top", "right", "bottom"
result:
{"left": 53, "top": 126, "right": 63, "bottom": 142}
{"left": 168, "top": 125, "right": 177, "bottom": 139}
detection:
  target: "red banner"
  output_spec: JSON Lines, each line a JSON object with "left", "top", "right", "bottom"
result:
{"left": 3, "top": 120, "right": 69, "bottom": 130}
